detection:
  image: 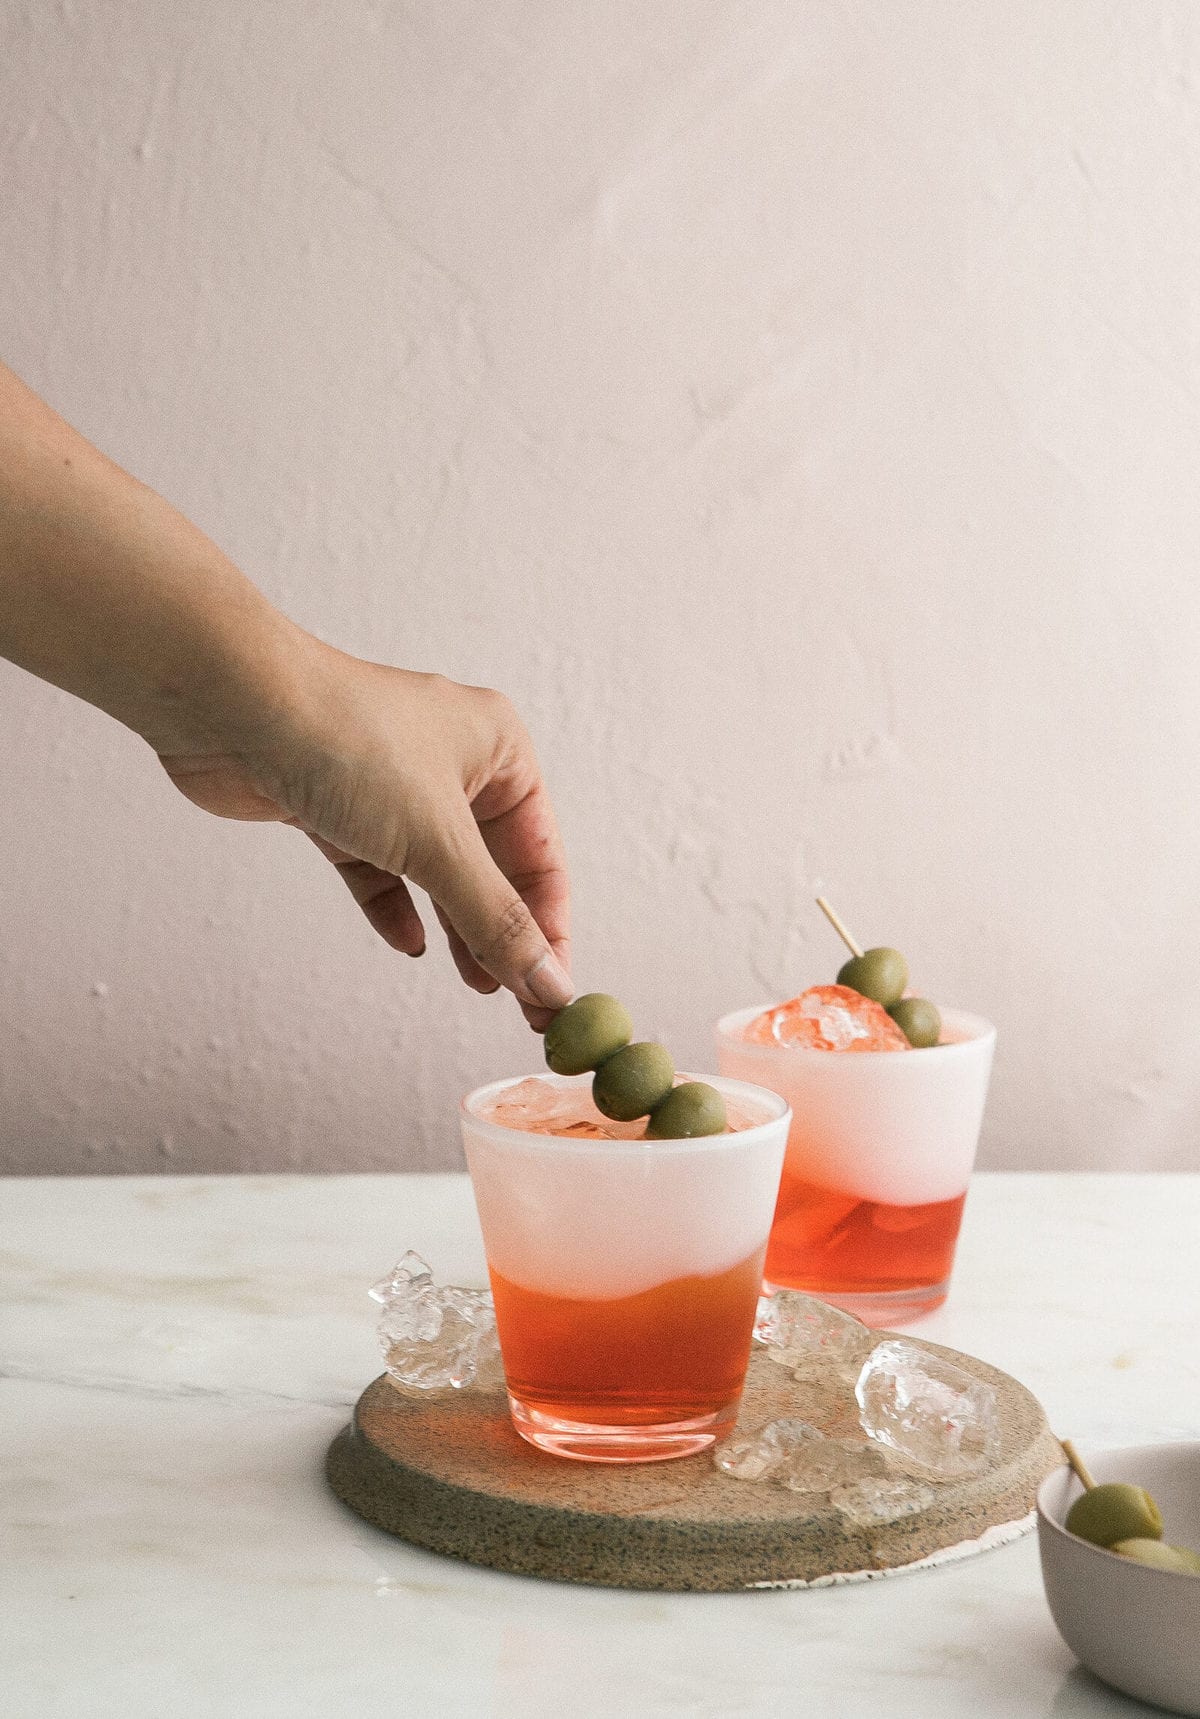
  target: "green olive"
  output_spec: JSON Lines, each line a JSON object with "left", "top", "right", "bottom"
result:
{"left": 887, "top": 997, "right": 942, "bottom": 1048}
{"left": 645, "top": 1081, "right": 727, "bottom": 1139}
{"left": 1065, "top": 1483, "right": 1164, "bottom": 1549}
{"left": 1111, "top": 1538, "right": 1200, "bottom": 1575}
{"left": 593, "top": 1042, "right": 675, "bottom": 1120}
{"left": 544, "top": 993, "right": 633, "bottom": 1076}
{"left": 837, "top": 947, "right": 909, "bottom": 1007}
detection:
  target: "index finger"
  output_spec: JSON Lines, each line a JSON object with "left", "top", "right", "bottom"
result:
{"left": 474, "top": 778, "right": 571, "bottom": 1028}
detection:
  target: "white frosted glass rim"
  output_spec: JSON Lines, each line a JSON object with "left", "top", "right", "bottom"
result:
{"left": 460, "top": 1071, "right": 790, "bottom": 1156}
{"left": 715, "top": 1003, "right": 996, "bottom": 1061}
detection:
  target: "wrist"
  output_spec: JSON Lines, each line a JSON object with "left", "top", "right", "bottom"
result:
{"left": 149, "top": 597, "right": 332, "bottom": 764}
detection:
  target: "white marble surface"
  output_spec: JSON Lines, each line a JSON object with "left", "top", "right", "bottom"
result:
{"left": 3, "top": 1173, "right": 1197, "bottom": 1718}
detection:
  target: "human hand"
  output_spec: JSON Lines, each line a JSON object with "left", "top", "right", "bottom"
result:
{"left": 158, "top": 643, "right": 572, "bottom": 1029}
{"left": 0, "top": 359, "right": 571, "bottom": 1021}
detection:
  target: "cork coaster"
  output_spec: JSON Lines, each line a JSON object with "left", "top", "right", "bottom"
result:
{"left": 326, "top": 1336, "right": 1061, "bottom": 1591}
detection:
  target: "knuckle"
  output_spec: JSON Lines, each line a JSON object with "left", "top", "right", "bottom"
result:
{"left": 421, "top": 671, "right": 462, "bottom": 714}
{"left": 477, "top": 685, "right": 518, "bottom": 730}
{"left": 478, "top": 895, "right": 535, "bottom": 962}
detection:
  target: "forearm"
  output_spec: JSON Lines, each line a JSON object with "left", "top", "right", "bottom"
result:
{"left": 0, "top": 362, "right": 571, "bottom": 1012}
{"left": 0, "top": 360, "right": 307, "bottom": 755}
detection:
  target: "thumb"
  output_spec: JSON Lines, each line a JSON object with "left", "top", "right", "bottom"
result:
{"left": 418, "top": 815, "right": 574, "bottom": 1010}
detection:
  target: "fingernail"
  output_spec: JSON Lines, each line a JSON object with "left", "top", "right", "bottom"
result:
{"left": 524, "top": 951, "right": 574, "bottom": 1010}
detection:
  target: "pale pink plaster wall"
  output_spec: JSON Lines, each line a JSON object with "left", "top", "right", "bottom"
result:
{"left": 2, "top": 2, "right": 1199, "bottom": 1173}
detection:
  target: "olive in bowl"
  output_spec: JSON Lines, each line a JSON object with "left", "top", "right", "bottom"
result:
{"left": 1037, "top": 1442, "right": 1200, "bottom": 1716}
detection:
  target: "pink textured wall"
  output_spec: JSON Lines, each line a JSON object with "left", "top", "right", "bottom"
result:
{"left": 3, "top": 3, "right": 1200, "bottom": 1173}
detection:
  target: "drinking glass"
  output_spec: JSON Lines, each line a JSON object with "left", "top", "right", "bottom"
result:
{"left": 460, "top": 1073, "right": 789, "bottom": 1462}
{"left": 716, "top": 1007, "right": 995, "bottom": 1325}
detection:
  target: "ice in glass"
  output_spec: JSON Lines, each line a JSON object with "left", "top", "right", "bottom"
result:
{"left": 460, "top": 1073, "right": 789, "bottom": 1462}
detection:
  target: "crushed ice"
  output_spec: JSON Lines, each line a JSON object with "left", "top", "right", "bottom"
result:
{"left": 719, "top": 1295, "right": 999, "bottom": 1500}
{"left": 369, "top": 1251, "right": 503, "bottom": 1392}
{"left": 754, "top": 1289, "right": 869, "bottom": 1373}
{"left": 714, "top": 1417, "right": 888, "bottom": 1495}
{"left": 830, "top": 1477, "right": 937, "bottom": 1526}
{"left": 714, "top": 1417, "right": 826, "bottom": 1482}
{"left": 855, "top": 1338, "right": 999, "bottom": 1477}
{"left": 799, "top": 991, "right": 872, "bottom": 1049}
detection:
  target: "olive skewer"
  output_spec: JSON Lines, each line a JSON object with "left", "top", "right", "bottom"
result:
{"left": 542, "top": 993, "right": 728, "bottom": 1138}
{"left": 815, "top": 896, "right": 941, "bottom": 1046}
{"left": 1059, "top": 1436, "right": 1200, "bottom": 1571}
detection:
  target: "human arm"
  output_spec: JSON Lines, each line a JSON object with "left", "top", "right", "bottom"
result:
{"left": 0, "top": 360, "right": 572, "bottom": 1023}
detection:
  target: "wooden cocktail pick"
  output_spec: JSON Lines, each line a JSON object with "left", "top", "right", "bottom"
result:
{"left": 815, "top": 896, "right": 863, "bottom": 960}
{"left": 1060, "top": 1438, "right": 1096, "bottom": 1490}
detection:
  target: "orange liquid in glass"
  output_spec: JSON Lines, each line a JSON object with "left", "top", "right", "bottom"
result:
{"left": 489, "top": 1248, "right": 764, "bottom": 1426}
{"left": 765, "top": 1166, "right": 966, "bottom": 1299}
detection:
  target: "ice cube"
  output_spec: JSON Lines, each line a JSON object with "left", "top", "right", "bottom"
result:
{"left": 799, "top": 986, "right": 910, "bottom": 1052}
{"left": 778, "top": 1436, "right": 888, "bottom": 1494}
{"left": 744, "top": 986, "right": 909, "bottom": 1052}
{"left": 486, "top": 1078, "right": 578, "bottom": 1129}
{"left": 369, "top": 1252, "right": 503, "bottom": 1392}
{"left": 855, "top": 1339, "right": 999, "bottom": 1476}
{"left": 483, "top": 1079, "right": 647, "bottom": 1139}
{"left": 715, "top": 1419, "right": 890, "bottom": 1493}
{"left": 713, "top": 1417, "right": 826, "bottom": 1482}
{"left": 831, "top": 1476, "right": 937, "bottom": 1527}
{"left": 800, "top": 988, "right": 871, "bottom": 1049}
{"left": 741, "top": 1002, "right": 828, "bottom": 1047}
{"left": 754, "top": 1289, "right": 869, "bottom": 1372}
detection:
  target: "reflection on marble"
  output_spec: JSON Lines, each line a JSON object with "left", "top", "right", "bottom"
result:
{"left": 3, "top": 1173, "right": 1198, "bottom": 1718}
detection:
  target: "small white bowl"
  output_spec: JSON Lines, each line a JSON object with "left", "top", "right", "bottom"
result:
{"left": 1038, "top": 1442, "right": 1200, "bottom": 1716}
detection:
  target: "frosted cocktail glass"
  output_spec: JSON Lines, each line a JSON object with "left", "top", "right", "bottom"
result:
{"left": 716, "top": 1007, "right": 995, "bottom": 1326}
{"left": 460, "top": 1073, "right": 790, "bottom": 1463}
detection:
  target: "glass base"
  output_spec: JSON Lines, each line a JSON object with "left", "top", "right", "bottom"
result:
{"left": 763, "top": 1277, "right": 950, "bottom": 1328}
{"left": 508, "top": 1395, "right": 739, "bottom": 1463}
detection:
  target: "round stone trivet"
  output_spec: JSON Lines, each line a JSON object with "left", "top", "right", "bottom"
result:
{"left": 326, "top": 1336, "right": 1061, "bottom": 1591}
